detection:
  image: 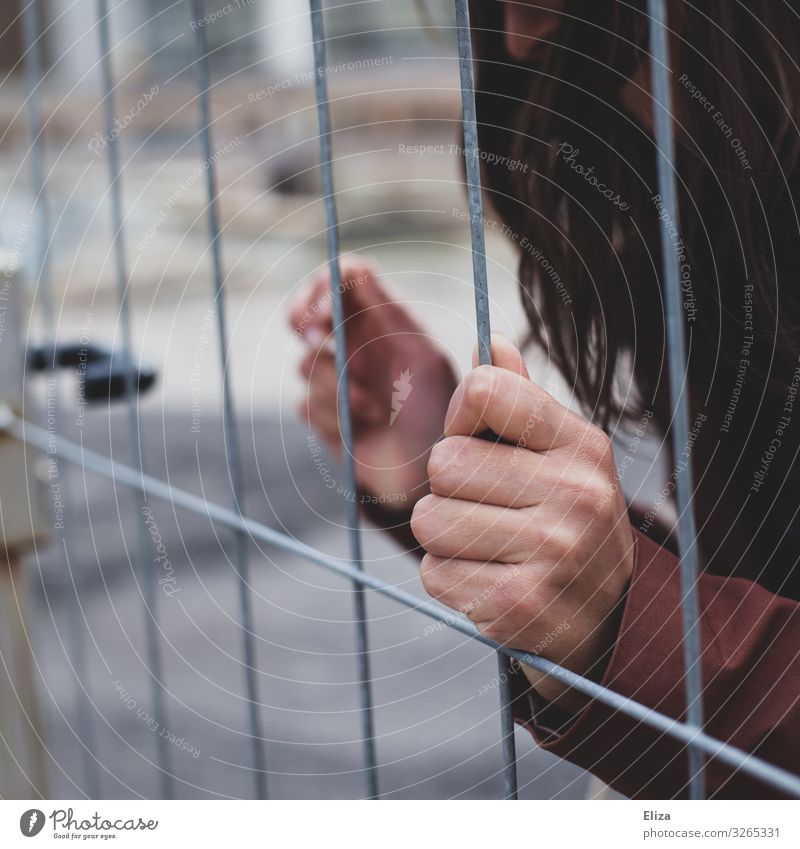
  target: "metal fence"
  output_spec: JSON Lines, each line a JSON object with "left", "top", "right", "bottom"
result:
{"left": 8, "top": 0, "right": 800, "bottom": 801}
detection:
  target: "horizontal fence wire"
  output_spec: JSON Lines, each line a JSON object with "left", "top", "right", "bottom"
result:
{"left": 95, "top": 0, "right": 174, "bottom": 799}
{"left": 308, "top": 0, "right": 379, "bottom": 800}
{"left": 647, "top": 0, "right": 706, "bottom": 799}
{"left": 189, "top": 0, "right": 268, "bottom": 801}
{"left": 9, "top": 414, "right": 800, "bottom": 799}
{"left": 453, "top": 0, "right": 517, "bottom": 801}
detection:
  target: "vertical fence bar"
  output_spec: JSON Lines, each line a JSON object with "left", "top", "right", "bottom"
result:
{"left": 308, "top": 0, "right": 379, "bottom": 800}
{"left": 454, "top": 0, "right": 518, "bottom": 800}
{"left": 647, "top": 0, "right": 706, "bottom": 799}
{"left": 21, "top": 0, "right": 99, "bottom": 799}
{"left": 188, "top": 0, "right": 268, "bottom": 801}
{"left": 95, "top": 0, "right": 173, "bottom": 799}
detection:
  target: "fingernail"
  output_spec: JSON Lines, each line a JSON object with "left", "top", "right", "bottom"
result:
{"left": 304, "top": 327, "right": 325, "bottom": 348}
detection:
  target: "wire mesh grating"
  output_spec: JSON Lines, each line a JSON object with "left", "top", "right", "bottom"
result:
{"left": 11, "top": 0, "right": 800, "bottom": 801}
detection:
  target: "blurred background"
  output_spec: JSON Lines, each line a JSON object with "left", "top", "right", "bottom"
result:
{"left": 0, "top": 0, "right": 652, "bottom": 799}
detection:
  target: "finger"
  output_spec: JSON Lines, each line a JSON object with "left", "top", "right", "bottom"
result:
{"left": 420, "top": 554, "right": 547, "bottom": 629}
{"left": 337, "top": 255, "right": 394, "bottom": 313}
{"left": 290, "top": 257, "right": 392, "bottom": 348}
{"left": 301, "top": 390, "right": 387, "bottom": 457}
{"left": 444, "top": 365, "right": 583, "bottom": 452}
{"left": 302, "top": 257, "right": 386, "bottom": 322}
{"left": 288, "top": 274, "right": 332, "bottom": 341}
{"left": 428, "top": 435, "right": 555, "bottom": 508}
{"left": 471, "top": 332, "right": 530, "bottom": 379}
{"left": 298, "top": 397, "right": 342, "bottom": 457}
{"left": 411, "top": 494, "right": 534, "bottom": 562}
{"left": 420, "top": 555, "right": 561, "bottom": 650}
{"left": 300, "top": 352, "right": 385, "bottom": 426}
{"left": 300, "top": 348, "right": 341, "bottom": 381}
{"left": 420, "top": 553, "right": 525, "bottom": 614}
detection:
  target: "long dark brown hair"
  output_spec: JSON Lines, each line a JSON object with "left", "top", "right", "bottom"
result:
{"left": 469, "top": 0, "right": 800, "bottom": 428}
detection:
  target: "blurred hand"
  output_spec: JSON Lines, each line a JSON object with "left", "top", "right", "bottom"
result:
{"left": 411, "top": 334, "right": 635, "bottom": 710}
{"left": 290, "top": 256, "right": 457, "bottom": 508}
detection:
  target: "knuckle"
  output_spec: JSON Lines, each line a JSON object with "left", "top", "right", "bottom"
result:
{"left": 419, "top": 554, "right": 448, "bottom": 600}
{"left": 477, "top": 621, "right": 505, "bottom": 644}
{"left": 488, "top": 575, "right": 521, "bottom": 615}
{"left": 409, "top": 508, "right": 426, "bottom": 547}
{"left": 556, "top": 464, "right": 616, "bottom": 523}
{"left": 426, "top": 440, "right": 449, "bottom": 482}
{"left": 427, "top": 437, "right": 467, "bottom": 488}
{"left": 463, "top": 366, "right": 494, "bottom": 413}
{"left": 516, "top": 512, "right": 546, "bottom": 554}
{"left": 555, "top": 469, "right": 589, "bottom": 506}
{"left": 525, "top": 519, "right": 569, "bottom": 565}
{"left": 410, "top": 494, "right": 438, "bottom": 546}
{"left": 572, "top": 470, "right": 610, "bottom": 510}
{"left": 545, "top": 524, "right": 575, "bottom": 561}
{"left": 589, "top": 427, "right": 614, "bottom": 462}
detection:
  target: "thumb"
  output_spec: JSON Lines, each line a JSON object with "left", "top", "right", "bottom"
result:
{"left": 290, "top": 257, "right": 383, "bottom": 345}
{"left": 471, "top": 333, "right": 531, "bottom": 379}
{"left": 337, "top": 256, "right": 386, "bottom": 313}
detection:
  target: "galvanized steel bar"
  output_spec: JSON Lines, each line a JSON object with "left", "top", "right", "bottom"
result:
{"left": 647, "top": 0, "right": 706, "bottom": 800}
{"left": 308, "top": 0, "right": 379, "bottom": 800}
{"left": 189, "top": 0, "right": 268, "bottom": 801}
{"left": 454, "top": 0, "right": 493, "bottom": 369}
{"left": 21, "top": 0, "right": 99, "bottom": 799}
{"left": 95, "top": 0, "right": 173, "bottom": 799}
{"left": 494, "top": 653, "right": 518, "bottom": 800}
{"left": 454, "top": 0, "right": 518, "bottom": 800}
{"left": 11, "top": 414, "right": 800, "bottom": 798}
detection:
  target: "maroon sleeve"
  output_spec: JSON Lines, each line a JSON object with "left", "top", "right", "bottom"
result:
{"left": 513, "top": 530, "right": 800, "bottom": 798}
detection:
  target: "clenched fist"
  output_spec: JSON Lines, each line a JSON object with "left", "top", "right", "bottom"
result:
{"left": 411, "top": 335, "right": 635, "bottom": 711}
